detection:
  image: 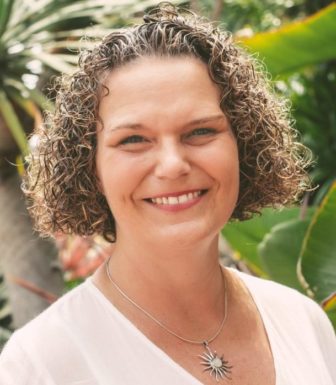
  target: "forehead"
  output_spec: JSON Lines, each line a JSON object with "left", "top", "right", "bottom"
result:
{"left": 98, "top": 56, "right": 223, "bottom": 127}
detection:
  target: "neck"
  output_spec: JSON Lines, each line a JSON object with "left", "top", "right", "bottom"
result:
{"left": 103, "top": 232, "right": 225, "bottom": 329}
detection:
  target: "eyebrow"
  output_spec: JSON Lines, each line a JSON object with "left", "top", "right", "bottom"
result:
{"left": 107, "top": 114, "right": 227, "bottom": 132}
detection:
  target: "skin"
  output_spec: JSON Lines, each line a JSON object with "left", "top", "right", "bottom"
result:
{"left": 95, "top": 55, "right": 239, "bottom": 319}
{"left": 93, "top": 56, "right": 275, "bottom": 385}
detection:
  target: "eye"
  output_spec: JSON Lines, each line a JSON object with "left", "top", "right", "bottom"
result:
{"left": 187, "top": 128, "right": 217, "bottom": 138}
{"left": 119, "top": 135, "right": 147, "bottom": 145}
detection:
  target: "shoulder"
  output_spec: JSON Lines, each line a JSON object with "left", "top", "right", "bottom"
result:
{"left": 12, "top": 278, "right": 92, "bottom": 339}
{"left": 0, "top": 279, "right": 95, "bottom": 380}
{"left": 231, "top": 267, "right": 314, "bottom": 309}
{"left": 230, "top": 268, "right": 336, "bottom": 343}
{"left": 231, "top": 269, "right": 336, "bottom": 380}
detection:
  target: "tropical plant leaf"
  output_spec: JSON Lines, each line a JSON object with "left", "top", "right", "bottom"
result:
{"left": 26, "top": 51, "right": 75, "bottom": 74}
{"left": 0, "top": 91, "right": 28, "bottom": 155}
{"left": 2, "top": 1, "right": 107, "bottom": 43}
{"left": 0, "top": 274, "right": 13, "bottom": 350}
{"left": 28, "top": 89, "right": 54, "bottom": 113}
{"left": 0, "top": 0, "right": 168, "bottom": 159}
{"left": 221, "top": 207, "right": 309, "bottom": 275}
{"left": 298, "top": 182, "right": 336, "bottom": 302}
{"left": 322, "top": 292, "right": 336, "bottom": 312}
{"left": 258, "top": 212, "right": 314, "bottom": 292}
{"left": 0, "top": 0, "right": 14, "bottom": 38}
{"left": 325, "top": 310, "right": 336, "bottom": 330}
{"left": 7, "top": 91, "right": 42, "bottom": 124}
{"left": 5, "top": 78, "right": 54, "bottom": 112}
{"left": 239, "top": 3, "right": 336, "bottom": 75}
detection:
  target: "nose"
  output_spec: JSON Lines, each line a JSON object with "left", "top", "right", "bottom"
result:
{"left": 154, "top": 140, "right": 191, "bottom": 180}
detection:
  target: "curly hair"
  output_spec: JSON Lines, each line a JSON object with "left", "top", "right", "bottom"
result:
{"left": 23, "top": 2, "right": 312, "bottom": 242}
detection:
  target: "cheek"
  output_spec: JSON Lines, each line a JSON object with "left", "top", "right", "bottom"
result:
{"left": 223, "top": 151, "right": 240, "bottom": 198}
{"left": 96, "top": 153, "right": 147, "bottom": 206}
{"left": 216, "top": 159, "right": 239, "bottom": 199}
{"left": 203, "top": 139, "right": 239, "bottom": 180}
{"left": 205, "top": 141, "right": 240, "bottom": 205}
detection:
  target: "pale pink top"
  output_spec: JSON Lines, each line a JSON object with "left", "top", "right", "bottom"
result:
{"left": 0, "top": 269, "right": 335, "bottom": 385}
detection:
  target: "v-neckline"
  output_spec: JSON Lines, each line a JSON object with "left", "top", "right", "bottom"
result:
{"left": 86, "top": 276, "right": 204, "bottom": 384}
{"left": 86, "top": 268, "right": 279, "bottom": 385}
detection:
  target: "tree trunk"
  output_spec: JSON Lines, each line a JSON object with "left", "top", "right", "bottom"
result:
{"left": 0, "top": 173, "right": 64, "bottom": 328}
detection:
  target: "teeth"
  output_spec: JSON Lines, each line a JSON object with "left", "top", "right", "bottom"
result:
{"left": 150, "top": 190, "right": 203, "bottom": 205}
{"left": 178, "top": 194, "right": 188, "bottom": 203}
{"left": 168, "top": 196, "right": 178, "bottom": 205}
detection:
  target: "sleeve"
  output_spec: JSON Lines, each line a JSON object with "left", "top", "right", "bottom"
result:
{"left": 0, "top": 332, "right": 55, "bottom": 385}
{"left": 303, "top": 296, "right": 336, "bottom": 381}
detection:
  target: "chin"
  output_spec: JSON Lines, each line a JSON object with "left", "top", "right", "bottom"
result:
{"left": 152, "top": 220, "right": 220, "bottom": 247}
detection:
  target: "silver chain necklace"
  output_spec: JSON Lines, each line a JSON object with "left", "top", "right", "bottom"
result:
{"left": 105, "top": 256, "right": 233, "bottom": 382}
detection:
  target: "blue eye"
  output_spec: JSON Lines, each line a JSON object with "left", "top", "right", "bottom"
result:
{"left": 190, "top": 128, "right": 217, "bottom": 136}
{"left": 119, "top": 135, "right": 146, "bottom": 145}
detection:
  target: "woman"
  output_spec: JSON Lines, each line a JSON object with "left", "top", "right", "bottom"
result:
{"left": 0, "top": 3, "right": 335, "bottom": 385}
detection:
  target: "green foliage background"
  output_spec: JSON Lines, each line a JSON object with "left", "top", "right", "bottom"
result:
{"left": 214, "top": 0, "right": 336, "bottom": 327}
{"left": 0, "top": 0, "right": 335, "bottom": 334}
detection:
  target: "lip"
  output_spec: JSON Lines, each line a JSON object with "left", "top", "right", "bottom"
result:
{"left": 145, "top": 189, "right": 206, "bottom": 200}
{"left": 144, "top": 189, "right": 208, "bottom": 212}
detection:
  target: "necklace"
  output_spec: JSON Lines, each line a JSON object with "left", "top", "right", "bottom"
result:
{"left": 105, "top": 256, "right": 233, "bottom": 382}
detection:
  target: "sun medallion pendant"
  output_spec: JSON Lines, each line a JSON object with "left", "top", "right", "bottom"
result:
{"left": 199, "top": 341, "right": 233, "bottom": 382}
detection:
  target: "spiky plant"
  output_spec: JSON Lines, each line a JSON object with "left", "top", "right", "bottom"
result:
{"left": 0, "top": 0, "right": 161, "bottom": 332}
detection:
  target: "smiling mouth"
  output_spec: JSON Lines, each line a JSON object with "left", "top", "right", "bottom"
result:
{"left": 145, "top": 189, "right": 208, "bottom": 206}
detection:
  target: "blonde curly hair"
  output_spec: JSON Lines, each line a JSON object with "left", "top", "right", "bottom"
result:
{"left": 23, "top": 2, "right": 312, "bottom": 242}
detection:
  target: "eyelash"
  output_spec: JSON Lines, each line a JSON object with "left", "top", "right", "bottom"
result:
{"left": 118, "top": 128, "right": 217, "bottom": 145}
{"left": 119, "top": 135, "right": 146, "bottom": 145}
{"left": 186, "top": 128, "right": 217, "bottom": 137}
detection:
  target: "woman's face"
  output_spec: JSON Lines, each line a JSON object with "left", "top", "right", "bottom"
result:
{"left": 96, "top": 56, "right": 239, "bottom": 245}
